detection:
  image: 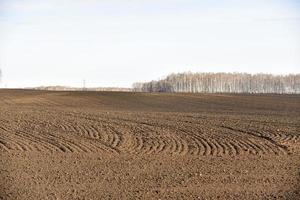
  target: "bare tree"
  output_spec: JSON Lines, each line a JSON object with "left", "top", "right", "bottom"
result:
{"left": 133, "top": 72, "right": 300, "bottom": 94}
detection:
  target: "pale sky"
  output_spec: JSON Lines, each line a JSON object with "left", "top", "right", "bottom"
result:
{"left": 0, "top": 0, "right": 299, "bottom": 88}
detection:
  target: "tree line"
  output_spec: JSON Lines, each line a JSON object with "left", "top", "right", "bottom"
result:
{"left": 133, "top": 72, "right": 300, "bottom": 94}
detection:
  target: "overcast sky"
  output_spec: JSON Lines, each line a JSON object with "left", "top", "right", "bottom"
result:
{"left": 0, "top": 0, "right": 299, "bottom": 88}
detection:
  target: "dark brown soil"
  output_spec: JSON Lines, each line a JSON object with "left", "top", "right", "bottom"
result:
{"left": 0, "top": 90, "right": 299, "bottom": 199}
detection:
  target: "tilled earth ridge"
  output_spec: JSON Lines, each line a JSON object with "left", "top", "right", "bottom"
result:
{"left": 0, "top": 90, "right": 299, "bottom": 199}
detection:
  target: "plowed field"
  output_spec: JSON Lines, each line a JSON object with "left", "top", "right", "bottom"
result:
{"left": 0, "top": 90, "right": 299, "bottom": 199}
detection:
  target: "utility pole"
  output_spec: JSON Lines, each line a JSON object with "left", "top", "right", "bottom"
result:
{"left": 83, "top": 79, "right": 86, "bottom": 91}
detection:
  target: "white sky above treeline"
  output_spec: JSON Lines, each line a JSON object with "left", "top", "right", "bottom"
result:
{"left": 0, "top": 0, "right": 299, "bottom": 88}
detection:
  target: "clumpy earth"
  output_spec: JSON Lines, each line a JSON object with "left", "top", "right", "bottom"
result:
{"left": 0, "top": 90, "right": 299, "bottom": 199}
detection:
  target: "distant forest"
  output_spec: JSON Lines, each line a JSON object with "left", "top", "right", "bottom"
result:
{"left": 133, "top": 72, "right": 300, "bottom": 94}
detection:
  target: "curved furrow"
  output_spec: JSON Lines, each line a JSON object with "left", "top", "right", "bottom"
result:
{"left": 0, "top": 137, "right": 12, "bottom": 151}
{"left": 159, "top": 137, "right": 171, "bottom": 154}
{"left": 0, "top": 129, "right": 34, "bottom": 151}
{"left": 262, "top": 140, "right": 288, "bottom": 155}
{"left": 151, "top": 139, "right": 162, "bottom": 154}
{"left": 39, "top": 133, "right": 89, "bottom": 153}
{"left": 187, "top": 138, "right": 200, "bottom": 155}
{"left": 60, "top": 122, "right": 101, "bottom": 147}
{"left": 234, "top": 139, "right": 256, "bottom": 154}
{"left": 205, "top": 139, "right": 218, "bottom": 156}
{"left": 90, "top": 125, "right": 101, "bottom": 139}
{"left": 273, "top": 134, "right": 288, "bottom": 142}
{"left": 71, "top": 124, "right": 86, "bottom": 137}
{"left": 168, "top": 136, "right": 182, "bottom": 154}
{"left": 269, "top": 132, "right": 282, "bottom": 139}
{"left": 0, "top": 135, "right": 22, "bottom": 151}
{"left": 85, "top": 125, "right": 101, "bottom": 140}
{"left": 162, "top": 134, "right": 188, "bottom": 155}
{"left": 21, "top": 133, "right": 72, "bottom": 153}
{"left": 79, "top": 124, "right": 101, "bottom": 140}
{"left": 112, "top": 132, "right": 122, "bottom": 148}
{"left": 180, "top": 137, "right": 189, "bottom": 155}
{"left": 70, "top": 124, "right": 82, "bottom": 136}
{"left": 211, "top": 140, "right": 225, "bottom": 156}
{"left": 240, "top": 139, "right": 262, "bottom": 154}
{"left": 54, "top": 141, "right": 81, "bottom": 153}
{"left": 67, "top": 123, "right": 78, "bottom": 133}
{"left": 123, "top": 123, "right": 166, "bottom": 154}
{"left": 15, "top": 124, "right": 75, "bottom": 153}
{"left": 270, "top": 134, "right": 297, "bottom": 143}
{"left": 59, "top": 115, "right": 107, "bottom": 141}
{"left": 106, "top": 125, "right": 123, "bottom": 148}
{"left": 233, "top": 139, "right": 252, "bottom": 154}
{"left": 250, "top": 138, "right": 286, "bottom": 155}
{"left": 220, "top": 141, "right": 233, "bottom": 156}
{"left": 59, "top": 124, "right": 68, "bottom": 132}
{"left": 69, "top": 138, "right": 108, "bottom": 153}
{"left": 194, "top": 137, "right": 206, "bottom": 155}
{"left": 134, "top": 136, "right": 144, "bottom": 153}
{"left": 266, "top": 142, "right": 286, "bottom": 155}
{"left": 66, "top": 140, "right": 94, "bottom": 153}
{"left": 174, "top": 137, "right": 183, "bottom": 154}
{"left": 90, "top": 140, "right": 119, "bottom": 154}
{"left": 8, "top": 138, "right": 31, "bottom": 151}
{"left": 167, "top": 136, "right": 180, "bottom": 155}
{"left": 0, "top": 140, "right": 10, "bottom": 151}
{"left": 209, "top": 139, "right": 222, "bottom": 156}
{"left": 127, "top": 135, "right": 144, "bottom": 154}
{"left": 238, "top": 140, "right": 257, "bottom": 154}
{"left": 258, "top": 140, "right": 279, "bottom": 155}
{"left": 254, "top": 129, "right": 296, "bottom": 144}
{"left": 142, "top": 139, "right": 153, "bottom": 154}
{"left": 20, "top": 126, "right": 94, "bottom": 153}
{"left": 197, "top": 137, "right": 212, "bottom": 156}
{"left": 81, "top": 138, "right": 104, "bottom": 153}
{"left": 226, "top": 140, "right": 240, "bottom": 156}
{"left": 157, "top": 139, "right": 167, "bottom": 154}
{"left": 183, "top": 133, "right": 205, "bottom": 156}
{"left": 13, "top": 140, "right": 29, "bottom": 151}
{"left": 120, "top": 125, "right": 151, "bottom": 154}
{"left": 277, "top": 134, "right": 298, "bottom": 143}
{"left": 58, "top": 123, "right": 77, "bottom": 134}
{"left": 195, "top": 138, "right": 206, "bottom": 156}
{"left": 217, "top": 140, "right": 230, "bottom": 156}
{"left": 100, "top": 126, "right": 111, "bottom": 145}
{"left": 109, "top": 120, "right": 175, "bottom": 154}
{"left": 176, "top": 128, "right": 210, "bottom": 156}
{"left": 242, "top": 138, "right": 280, "bottom": 155}
{"left": 73, "top": 134, "right": 119, "bottom": 154}
{"left": 143, "top": 139, "right": 155, "bottom": 154}
{"left": 247, "top": 139, "right": 270, "bottom": 154}
{"left": 106, "top": 131, "right": 114, "bottom": 147}
{"left": 168, "top": 136, "right": 179, "bottom": 154}
{"left": 155, "top": 139, "right": 166, "bottom": 154}
{"left": 80, "top": 125, "right": 95, "bottom": 138}
{"left": 15, "top": 131, "right": 57, "bottom": 153}
{"left": 59, "top": 122, "right": 119, "bottom": 153}
{"left": 219, "top": 125, "right": 289, "bottom": 155}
